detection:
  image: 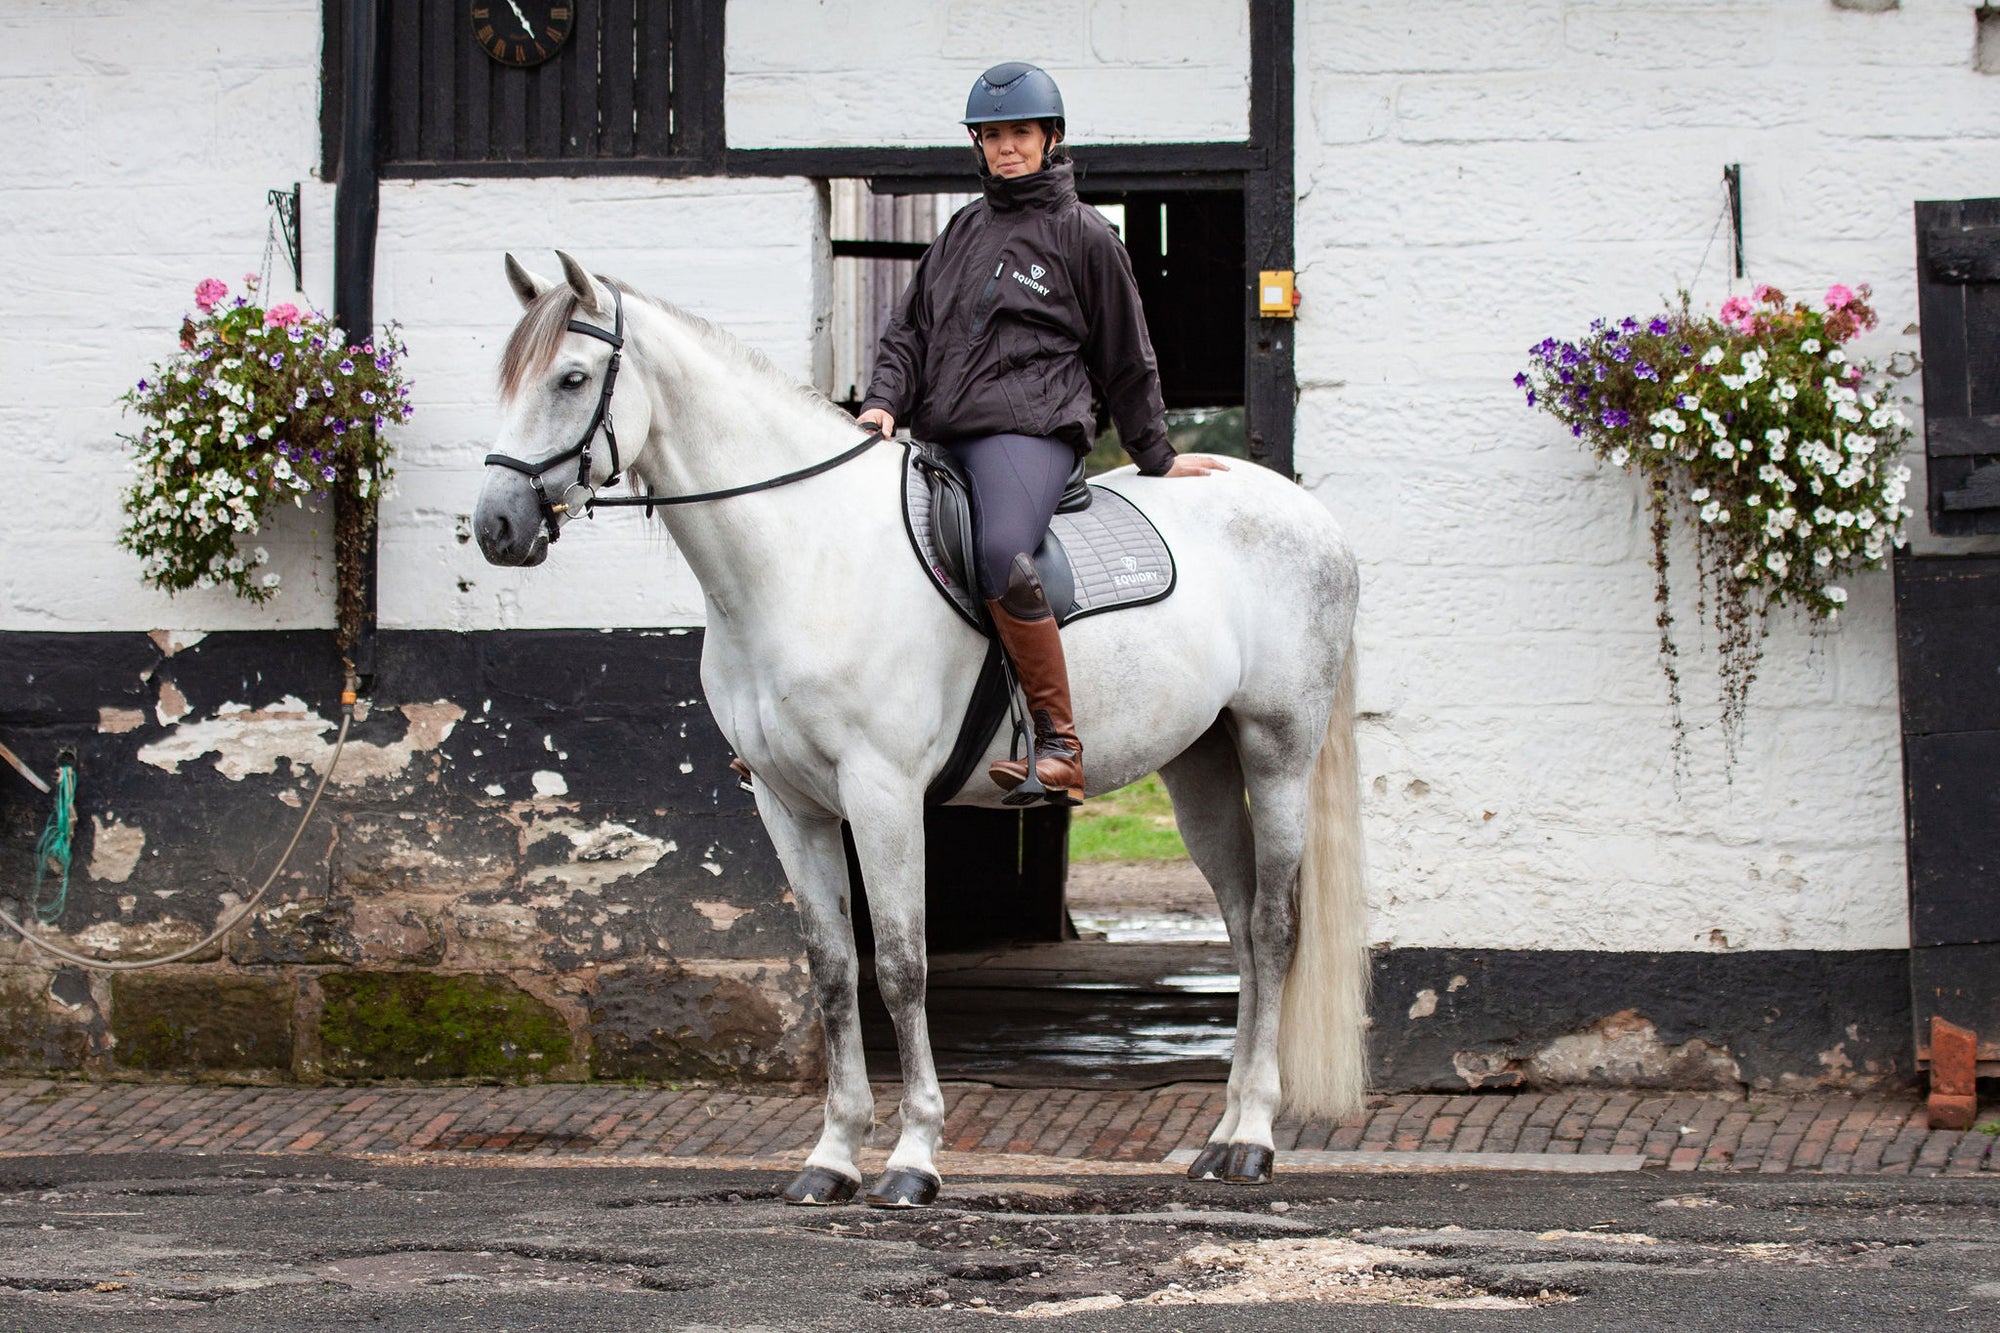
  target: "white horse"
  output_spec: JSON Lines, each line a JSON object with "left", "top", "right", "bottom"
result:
{"left": 474, "top": 253, "right": 1367, "bottom": 1206}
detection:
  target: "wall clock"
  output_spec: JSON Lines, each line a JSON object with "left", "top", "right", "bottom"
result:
{"left": 470, "top": 1, "right": 573, "bottom": 68}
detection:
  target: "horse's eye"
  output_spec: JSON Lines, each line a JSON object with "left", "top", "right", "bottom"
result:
{"left": 560, "top": 370, "right": 588, "bottom": 390}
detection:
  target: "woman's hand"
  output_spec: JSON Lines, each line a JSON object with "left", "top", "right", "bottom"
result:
{"left": 857, "top": 407, "right": 896, "bottom": 437}
{"left": 1163, "top": 454, "right": 1230, "bottom": 478}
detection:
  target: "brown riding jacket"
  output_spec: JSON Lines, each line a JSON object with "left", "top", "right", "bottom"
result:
{"left": 860, "top": 161, "right": 1178, "bottom": 476}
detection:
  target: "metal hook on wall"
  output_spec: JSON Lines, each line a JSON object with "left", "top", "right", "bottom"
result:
{"left": 1722, "top": 164, "right": 1744, "bottom": 280}
{"left": 268, "top": 182, "right": 302, "bottom": 291}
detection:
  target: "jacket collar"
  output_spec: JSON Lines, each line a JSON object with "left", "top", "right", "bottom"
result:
{"left": 981, "top": 160, "right": 1076, "bottom": 214}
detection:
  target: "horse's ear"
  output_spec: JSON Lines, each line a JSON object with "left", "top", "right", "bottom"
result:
{"left": 504, "top": 253, "right": 553, "bottom": 309}
{"left": 556, "top": 250, "right": 611, "bottom": 318}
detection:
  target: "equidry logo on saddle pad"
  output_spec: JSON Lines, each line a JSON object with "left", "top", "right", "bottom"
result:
{"left": 1012, "top": 265, "right": 1051, "bottom": 296}
{"left": 1113, "top": 554, "right": 1159, "bottom": 588}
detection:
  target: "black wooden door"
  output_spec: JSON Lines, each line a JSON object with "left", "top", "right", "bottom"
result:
{"left": 1901, "top": 197, "right": 2000, "bottom": 1077}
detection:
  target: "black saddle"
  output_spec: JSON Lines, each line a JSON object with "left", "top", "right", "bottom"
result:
{"left": 913, "top": 443, "right": 1092, "bottom": 621}
{"left": 901, "top": 442, "right": 1175, "bottom": 805}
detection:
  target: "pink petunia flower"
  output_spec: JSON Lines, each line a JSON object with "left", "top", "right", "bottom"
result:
{"left": 194, "top": 277, "right": 228, "bottom": 313}
{"left": 264, "top": 303, "right": 302, "bottom": 329}
{"left": 1752, "top": 283, "right": 1775, "bottom": 303}
{"left": 1719, "top": 295, "right": 1755, "bottom": 330}
{"left": 1824, "top": 284, "right": 1855, "bottom": 310}
{"left": 244, "top": 272, "right": 260, "bottom": 291}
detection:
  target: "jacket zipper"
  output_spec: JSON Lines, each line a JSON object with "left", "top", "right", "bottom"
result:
{"left": 969, "top": 259, "right": 1005, "bottom": 339}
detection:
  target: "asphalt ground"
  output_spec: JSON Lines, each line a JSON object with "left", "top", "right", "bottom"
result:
{"left": 0, "top": 1153, "right": 1994, "bottom": 1330}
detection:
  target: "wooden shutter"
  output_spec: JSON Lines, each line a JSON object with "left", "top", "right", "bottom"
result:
{"left": 1915, "top": 199, "right": 2000, "bottom": 534}
{"left": 323, "top": 0, "right": 723, "bottom": 179}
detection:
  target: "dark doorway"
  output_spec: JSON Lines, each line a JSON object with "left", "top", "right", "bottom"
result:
{"left": 1084, "top": 190, "right": 1246, "bottom": 410}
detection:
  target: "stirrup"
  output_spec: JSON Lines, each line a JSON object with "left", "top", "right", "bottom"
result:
{"left": 998, "top": 653, "right": 1050, "bottom": 806}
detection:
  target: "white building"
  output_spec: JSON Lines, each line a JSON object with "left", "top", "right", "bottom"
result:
{"left": 0, "top": 0, "right": 1994, "bottom": 1094}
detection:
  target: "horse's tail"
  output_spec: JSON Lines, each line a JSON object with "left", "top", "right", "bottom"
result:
{"left": 1277, "top": 639, "right": 1370, "bottom": 1121}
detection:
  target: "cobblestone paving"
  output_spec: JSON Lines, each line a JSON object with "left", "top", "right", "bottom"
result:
{"left": 0, "top": 1079, "right": 1993, "bottom": 1175}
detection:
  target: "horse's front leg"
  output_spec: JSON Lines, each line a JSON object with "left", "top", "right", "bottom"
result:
{"left": 843, "top": 774, "right": 945, "bottom": 1208}
{"left": 756, "top": 787, "right": 873, "bottom": 1206}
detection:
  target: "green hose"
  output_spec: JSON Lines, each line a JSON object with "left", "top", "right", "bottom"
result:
{"left": 32, "top": 764, "right": 76, "bottom": 926}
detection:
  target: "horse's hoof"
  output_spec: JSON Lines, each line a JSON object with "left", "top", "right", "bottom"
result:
{"left": 1221, "top": 1143, "right": 1274, "bottom": 1185}
{"left": 864, "top": 1167, "right": 941, "bottom": 1209}
{"left": 1186, "top": 1142, "right": 1231, "bottom": 1181}
{"left": 782, "top": 1165, "right": 859, "bottom": 1206}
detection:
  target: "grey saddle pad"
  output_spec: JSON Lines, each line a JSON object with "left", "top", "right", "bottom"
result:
{"left": 901, "top": 447, "right": 1176, "bottom": 630}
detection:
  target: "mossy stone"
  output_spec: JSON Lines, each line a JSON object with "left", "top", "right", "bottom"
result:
{"left": 111, "top": 974, "right": 294, "bottom": 1072}
{"left": 318, "top": 972, "right": 570, "bottom": 1080}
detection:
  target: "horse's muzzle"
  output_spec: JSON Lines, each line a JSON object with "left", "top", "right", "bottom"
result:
{"left": 474, "top": 503, "right": 550, "bottom": 567}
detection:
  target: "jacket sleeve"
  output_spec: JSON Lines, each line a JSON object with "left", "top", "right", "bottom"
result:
{"left": 1078, "top": 222, "right": 1176, "bottom": 476}
{"left": 860, "top": 242, "right": 936, "bottom": 420}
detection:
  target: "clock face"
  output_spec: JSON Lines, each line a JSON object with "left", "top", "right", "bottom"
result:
{"left": 470, "top": 2, "right": 573, "bottom": 68}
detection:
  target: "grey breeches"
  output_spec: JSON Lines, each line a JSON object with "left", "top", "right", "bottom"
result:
{"left": 943, "top": 432, "right": 1078, "bottom": 598}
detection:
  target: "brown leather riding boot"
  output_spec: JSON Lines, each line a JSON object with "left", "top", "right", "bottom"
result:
{"left": 985, "top": 554, "right": 1085, "bottom": 805}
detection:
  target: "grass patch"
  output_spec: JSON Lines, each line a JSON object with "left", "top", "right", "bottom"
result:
{"left": 1069, "top": 773, "right": 1187, "bottom": 862}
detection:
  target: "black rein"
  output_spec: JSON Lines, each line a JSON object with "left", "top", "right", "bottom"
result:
{"left": 484, "top": 285, "right": 884, "bottom": 543}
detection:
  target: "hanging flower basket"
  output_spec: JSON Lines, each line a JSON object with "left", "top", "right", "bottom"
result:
{"left": 1519, "top": 284, "right": 1915, "bottom": 759}
{"left": 119, "top": 274, "right": 411, "bottom": 617}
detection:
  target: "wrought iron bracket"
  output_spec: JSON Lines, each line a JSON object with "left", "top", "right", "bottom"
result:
{"left": 1723, "top": 164, "right": 1744, "bottom": 279}
{"left": 268, "top": 182, "right": 302, "bottom": 291}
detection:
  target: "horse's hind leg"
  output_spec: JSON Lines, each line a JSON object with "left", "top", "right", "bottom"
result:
{"left": 1208, "top": 707, "right": 1326, "bottom": 1185}
{"left": 1158, "top": 717, "right": 1260, "bottom": 1182}
{"left": 756, "top": 792, "right": 872, "bottom": 1205}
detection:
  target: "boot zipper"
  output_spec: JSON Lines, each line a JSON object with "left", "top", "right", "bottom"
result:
{"left": 970, "top": 259, "right": 1005, "bottom": 338}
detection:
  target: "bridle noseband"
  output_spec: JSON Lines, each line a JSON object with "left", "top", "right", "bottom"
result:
{"left": 484, "top": 284, "right": 884, "bottom": 545}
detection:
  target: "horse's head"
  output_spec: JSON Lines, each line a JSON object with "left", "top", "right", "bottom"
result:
{"left": 475, "top": 251, "right": 652, "bottom": 566}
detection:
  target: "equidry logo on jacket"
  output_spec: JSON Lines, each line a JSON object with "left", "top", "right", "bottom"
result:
{"left": 1012, "top": 264, "right": 1051, "bottom": 296}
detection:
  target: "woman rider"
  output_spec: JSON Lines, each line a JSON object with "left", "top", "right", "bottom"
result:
{"left": 857, "top": 61, "right": 1226, "bottom": 806}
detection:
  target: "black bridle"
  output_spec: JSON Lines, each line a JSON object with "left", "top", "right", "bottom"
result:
{"left": 484, "top": 284, "right": 883, "bottom": 544}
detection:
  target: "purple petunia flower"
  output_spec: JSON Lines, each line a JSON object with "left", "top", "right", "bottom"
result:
{"left": 338, "top": 358, "right": 355, "bottom": 375}
{"left": 137, "top": 379, "right": 148, "bottom": 392}
{"left": 330, "top": 420, "right": 346, "bottom": 436}
{"left": 1609, "top": 343, "right": 1633, "bottom": 364}
{"left": 1525, "top": 390, "right": 1537, "bottom": 407}
{"left": 1514, "top": 371, "right": 1529, "bottom": 388}
{"left": 1600, "top": 408, "right": 1631, "bottom": 428}
{"left": 1559, "top": 369, "right": 1575, "bottom": 385}
{"left": 1621, "top": 316, "right": 1639, "bottom": 332}
{"left": 1572, "top": 423, "right": 1584, "bottom": 436}
{"left": 1634, "top": 361, "right": 1658, "bottom": 381}
{"left": 360, "top": 390, "right": 376, "bottom": 404}
{"left": 1648, "top": 317, "right": 1671, "bottom": 336}
{"left": 322, "top": 465, "right": 337, "bottom": 481}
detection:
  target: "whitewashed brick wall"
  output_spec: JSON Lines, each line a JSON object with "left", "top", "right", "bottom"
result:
{"left": 0, "top": 1, "right": 828, "bottom": 635}
{"left": 0, "top": 0, "right": 336, "bottom": 632}
{"left": 1296, "top": 0, "right": 2000, "bottom": 954}
{"left": 726, "top": 0, "right": 1250, "bottom": 147}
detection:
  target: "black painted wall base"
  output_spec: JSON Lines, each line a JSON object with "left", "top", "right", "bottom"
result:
{"left": 1371, "top": 948, "right": 1913, "bottom": 1094}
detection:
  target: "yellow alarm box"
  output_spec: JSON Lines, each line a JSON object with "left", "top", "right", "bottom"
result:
{"left": 1258, "top": 270, "right": 1296, "bottom": 318}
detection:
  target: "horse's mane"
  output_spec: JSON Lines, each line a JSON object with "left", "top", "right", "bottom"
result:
{"left": 498, "top": 277, "right": 852, "bottom": 428}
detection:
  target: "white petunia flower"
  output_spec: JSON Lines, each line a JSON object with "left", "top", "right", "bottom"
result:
{"left": 1825, "top": 585, "right": 1847, "bottom": 604}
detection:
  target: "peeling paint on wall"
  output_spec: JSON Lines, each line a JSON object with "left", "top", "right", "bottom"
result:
{"left": 134, "top": 696, "right": 463, "bottom": 786}
{"left": 86, "top": 817, "right": 145, "bottom": 883}
{"left": 96, "top": 707, "right": 145, "bottom": 734}
{"left": 523, "top": 817, "right": 670, "bottom": 898}
{"left": 692, "top": 901, "right": 751, "bottom": 931}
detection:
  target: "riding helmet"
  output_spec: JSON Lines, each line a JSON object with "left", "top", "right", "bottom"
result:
{"left": 962, "top": 61, "right": 1065, "bottom": 133}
